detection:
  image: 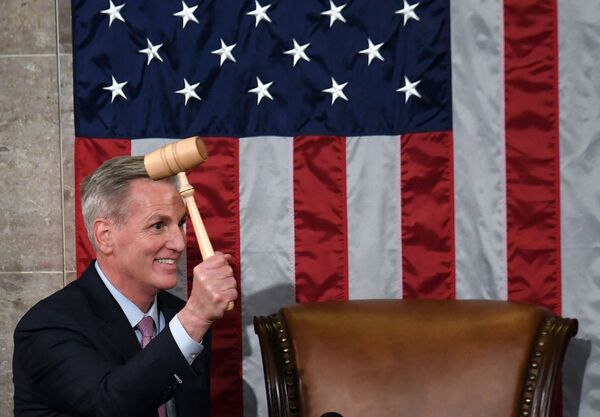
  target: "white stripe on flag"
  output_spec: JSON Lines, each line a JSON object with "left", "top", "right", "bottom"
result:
{"left": 239, "top": 137, "right": 296, "bottom": 417}
{"left": 131, "top": 138, "right": 189, "bottom": 301}
{"left": 450, "top": 0, "right": 508, "bottom": 300}
{"left": 346, "top": 136, "right": 402, "bottom": 299}
{"left": 558, "top": 1, "right": 600, "bottom": 415}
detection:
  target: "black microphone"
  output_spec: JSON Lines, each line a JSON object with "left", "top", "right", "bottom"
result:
{"left": 321, "top": 413, "right": 343, "bottom": 417}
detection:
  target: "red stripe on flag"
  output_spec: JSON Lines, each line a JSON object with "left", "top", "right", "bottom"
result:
{"left": 186, "top": 138, "right": 242, "bottom": 417}
{"left": 504, "top": 0, "right": 561, "bottom": 313}
{"left": 74, "top": 137, "right": 131, "bottom": 276}
{"left": 293, "top": 136, "right": 349, "bottom": 303}
{"left": 401, "top": 131, "right": 455, "bottom": 299}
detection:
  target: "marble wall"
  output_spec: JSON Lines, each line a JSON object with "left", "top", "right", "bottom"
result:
{"left": 0, "top": 1, "right": 74, "bottom": 415}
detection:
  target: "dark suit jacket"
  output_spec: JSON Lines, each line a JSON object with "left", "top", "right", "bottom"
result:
{"left": 13, "top": 262, "right": 211, "bottom": 417}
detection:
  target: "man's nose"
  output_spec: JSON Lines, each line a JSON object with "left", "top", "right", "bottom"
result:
{"left": 167, "top": 226, "right": 187, "bottom": 252}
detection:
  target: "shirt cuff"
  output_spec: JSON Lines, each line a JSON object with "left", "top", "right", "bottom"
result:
{"left": 169, "top": 314, "right": 204, "bottom": 365}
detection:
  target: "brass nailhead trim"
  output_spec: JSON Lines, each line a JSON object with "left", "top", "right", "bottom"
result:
{"left": 272, "top": 315, "right": 299, "bottom": 417}
{"left": 519, "top": 316, "right": 555, "bottom": 416}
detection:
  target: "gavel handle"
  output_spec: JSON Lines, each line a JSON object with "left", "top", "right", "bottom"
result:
{"left": 177, "top": 172, "right": 234, "bottom": 311}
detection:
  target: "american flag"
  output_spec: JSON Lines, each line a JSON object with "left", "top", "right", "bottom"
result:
{"left": 71, "top": 1, "right": 599, "bottom": 416}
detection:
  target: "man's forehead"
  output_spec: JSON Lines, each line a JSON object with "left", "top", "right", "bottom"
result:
{"left": 128, "top": 178, "right": 178, "bottom": 196}
{"left": 126, "top": 179, "right": 185, "bottom": 212}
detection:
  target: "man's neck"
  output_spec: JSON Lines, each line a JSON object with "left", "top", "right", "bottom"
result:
{"left": 96, "top": 259, "right": 156, "bottom": 312}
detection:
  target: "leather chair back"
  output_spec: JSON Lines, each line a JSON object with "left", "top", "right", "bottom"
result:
{"left": 254, "top": 300, "right": 577, "bottom": 417}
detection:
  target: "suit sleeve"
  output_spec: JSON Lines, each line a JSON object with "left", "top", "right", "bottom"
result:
{"left": 13, "top": 305, "right": 210, "bottom": 417}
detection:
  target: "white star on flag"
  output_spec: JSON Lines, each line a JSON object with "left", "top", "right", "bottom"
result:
{"left": 322, "top": 77, "right": 349, "bottom": 105}
{"left": 395, "top": 0, "right": 420, "bottom": 26}
{"left": 103, "top": 76, "right": 128, "bottom": 103}
{"left": 138, "top": 39, "right": 164, "bottom": 65}
{"left": 358, "top": 38, "right": 385, "bottom": 65}
{"left": 248, "top": 77, "right": 274, "bottom": 104}
{"left": 100, "top": 1, "right": 126, "bottom": 27}
{"left": 247, "top": 1, "right": 272, "bottom": 27}
{"left": 321, "top": 0, "right": 347, "bottom": 27}
{"left": 175, "top": 78, "right": 201, "bottom": 105}
{"left": 397, "top": 76, "right": 422, "bottom": 102}
{"left": 284, "top": 39, "right": 311, "bottom": 67}
{"left": 211, "top": 39, "right": 237, "bottom": 66}
{"left": 173, "top": 1, "right": 199, "bottom": 28}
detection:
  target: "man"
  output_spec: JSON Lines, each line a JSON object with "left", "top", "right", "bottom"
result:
{"left": 13, "top": 155, "right": 238, "bottom": 417}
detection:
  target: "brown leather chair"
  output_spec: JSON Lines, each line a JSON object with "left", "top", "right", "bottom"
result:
{"left": 254, "top": 300, "right": 577, "bottom": 417}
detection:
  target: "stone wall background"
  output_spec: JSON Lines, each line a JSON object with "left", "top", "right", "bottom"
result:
{"left": 0, "top": 1, "right": 75, "bottom": 415}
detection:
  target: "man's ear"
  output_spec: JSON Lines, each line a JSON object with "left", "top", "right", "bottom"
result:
{"left": 93, "top": 218, "right": 114, "bottom": 255}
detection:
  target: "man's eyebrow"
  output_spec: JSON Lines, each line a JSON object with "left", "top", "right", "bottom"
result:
{"left": 144, "top": 214, "right": 170, "bottom": 223}
{"left": 143, "top": 211, "right": 187, "bottom": 224}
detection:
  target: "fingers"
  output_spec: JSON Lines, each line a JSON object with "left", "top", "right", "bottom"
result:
{"left": 215, "top": 251, "right": 232, "bottom": 261}
{"left": 187, "top": 253, "right": 238, "bottom": 321}
{"left": 200, "top": 273, "right": 236, "bottom": 299}
{"left": 202, "top": 252, "right": 233, "bottom": 270}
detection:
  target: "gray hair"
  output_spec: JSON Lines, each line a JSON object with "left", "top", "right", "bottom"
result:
{"left": 81, "top": 155, "right": 175, "bottom": 249}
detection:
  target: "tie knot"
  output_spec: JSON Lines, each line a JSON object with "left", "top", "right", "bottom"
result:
{"left": 136, "top": 316, "right": 155, "bottom": 338}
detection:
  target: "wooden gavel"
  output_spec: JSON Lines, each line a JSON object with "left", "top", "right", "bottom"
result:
{"left": 144, "top": 136, "right": 234, "bottom": 311}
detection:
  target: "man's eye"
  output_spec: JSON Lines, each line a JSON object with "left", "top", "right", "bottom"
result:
{"left": 152, "top": 222, "right": 164, "bottom": 230}
{"left": 178, "top": 219, "right": 186, "bottom": 228}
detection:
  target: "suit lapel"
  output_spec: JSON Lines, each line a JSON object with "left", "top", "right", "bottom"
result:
{"left": 157, "top": 291, "right": 181, "bottom": 323}
{"left": 77, "top": 263, "right": 141, "bottom": 362}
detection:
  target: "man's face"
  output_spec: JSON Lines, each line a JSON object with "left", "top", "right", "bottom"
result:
{"left": 109, "top": 178, "right": 187, "bottom": 298}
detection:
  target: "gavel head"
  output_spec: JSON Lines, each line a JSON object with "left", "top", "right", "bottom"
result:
{"left": 144, "top": 136, "right": 208, "bottom": 180}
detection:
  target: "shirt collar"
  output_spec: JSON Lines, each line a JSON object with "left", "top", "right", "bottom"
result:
{"left": 95, "top": 261, "right": 159, "bottom": 328}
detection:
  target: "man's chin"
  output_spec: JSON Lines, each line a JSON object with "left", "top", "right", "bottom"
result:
{"left": 151, "top": 270, "right": 180, "bottom": 290}
{"left": 159, "top": 274, "right": 179, "bottom": 290}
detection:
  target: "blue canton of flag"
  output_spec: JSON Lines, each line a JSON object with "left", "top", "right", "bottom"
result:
{"left": 72, "top": 0, "right": 451, "bottom": 138}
